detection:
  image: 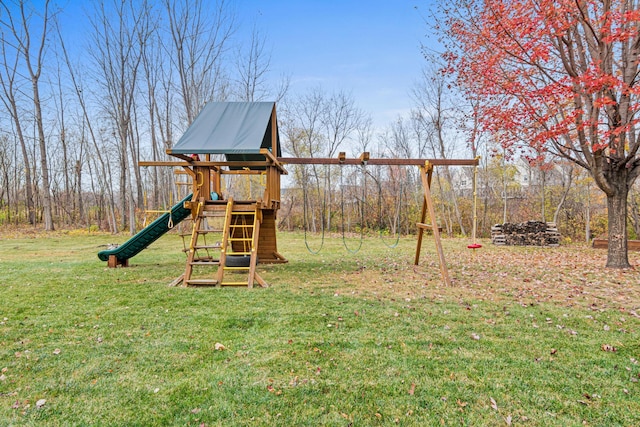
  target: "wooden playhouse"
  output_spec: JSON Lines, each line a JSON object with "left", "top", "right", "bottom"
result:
{"left": 141, "top": 102, "right": 288, "bottom": 287}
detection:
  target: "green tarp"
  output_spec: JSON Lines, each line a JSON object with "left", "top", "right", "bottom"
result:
{"left": 168, "top": 102, "right": 281, "bottom": 161}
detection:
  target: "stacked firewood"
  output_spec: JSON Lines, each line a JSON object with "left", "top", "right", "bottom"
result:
{"left": 491, "top": 221, "right": 560, "bottom": 246}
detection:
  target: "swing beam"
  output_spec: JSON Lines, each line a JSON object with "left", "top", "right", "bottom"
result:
{"left": 278, "top": 157, "right": 478, "bottom": 167}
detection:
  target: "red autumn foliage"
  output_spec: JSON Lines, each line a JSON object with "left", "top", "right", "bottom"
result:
{"left": 442, "top": 0, "right": 640, "bottom": 268}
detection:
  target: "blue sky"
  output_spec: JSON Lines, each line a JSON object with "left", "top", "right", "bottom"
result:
{"left": 238, "top": 0, "right": 434, "bottom": 128}
{"left": 46, "top": 0, "right": 435, "bottom": 130}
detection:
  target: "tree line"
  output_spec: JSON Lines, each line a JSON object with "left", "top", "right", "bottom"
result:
{"left": 1, "top": 0, "right": 637, "bottom": 247}
{"left": 0, "top": 0, "right": 284, "bottom": 234}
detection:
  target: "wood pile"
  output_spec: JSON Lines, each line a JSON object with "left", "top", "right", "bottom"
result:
{"left": 491, "top": 221, "right": 560, "bottom": 246}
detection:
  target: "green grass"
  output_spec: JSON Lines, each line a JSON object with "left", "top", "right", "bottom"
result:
{"left": 0, "top": 231, "right": 639, "bottom": 426}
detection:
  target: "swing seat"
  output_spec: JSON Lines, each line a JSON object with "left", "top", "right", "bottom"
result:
{"left": 467, "top": 243, "right": 482, "bottom": 249}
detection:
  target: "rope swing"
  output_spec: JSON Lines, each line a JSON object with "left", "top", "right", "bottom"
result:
{"left": 303, "top": 164, "right": 327, "bottom": 254}
{"left": 339, "top": 153, "right": 365, "bottom": 254}
{"left": 377, "top": 166, "right": 403, "bottom": 249}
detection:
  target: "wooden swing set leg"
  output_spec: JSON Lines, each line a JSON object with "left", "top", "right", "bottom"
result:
{"left": 108, "top": 255, "right": 128, "bottom": 268}
{"left": 414, "top": 197, "right": 428, "bottom": 265}
{"left": 415, "top": 165, "right": 452, "bottom": 286}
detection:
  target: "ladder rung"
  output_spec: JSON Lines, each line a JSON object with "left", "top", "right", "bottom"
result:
{"left": 185, "top": 279, "right": 218, "bottom": 286}
{"left": 189, "top": 260, "right": 219, "bottom": 266}
{"left": 193, "top": 244, "right": 221, "bottom": 249}
{"left": 416, "top": 222, "right": 443, "bottom": 231}
{"left": 223, "top": 266, "right": 250, "bottom": 271}
{"left": 230, "top": 224, "right": 253, "bottom": 228}
{"left": 220, "top": 281, "right": 251, "bottom": 286}
{"left": 232, "top": 211, "right": 255, "bottom": 215}
{"left": 202, "top": 211, "right": 226, "bottom": 217}
{"left": 228, "top": 238, "right": 252, "bottom": 242}
{"left": 224, "top": 251, "right": 251, "bottom": 256}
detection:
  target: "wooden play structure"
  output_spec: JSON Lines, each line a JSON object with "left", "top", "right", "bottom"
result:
{"left": 102, "top": 101, "right": 478, "bottom": 287}
{"left": 138, "top": 102, "right": 287, "bottom": 287}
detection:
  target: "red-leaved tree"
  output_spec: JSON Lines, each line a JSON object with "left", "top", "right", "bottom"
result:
{"left": 442, "top": 0, "right": 640, "bottom": 268}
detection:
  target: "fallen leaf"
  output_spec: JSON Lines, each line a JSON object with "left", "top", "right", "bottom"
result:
{"left": 490, "top": 397, "right": 498, "bottom": 411}
{"left": 457, "top": 399, "right": 468, "bottom": 407}
{"left": 191, "top": 408, "right": 201, "bottom": 414}
{"left": 0, "top": 374, "right": 6, "bottom": 382}
{"left": 36, "top": 399, "right": 46, "bottom": 409}
{"left": 471, "top": 333, "right": 480, "bottom": 340}
{"left": 550, "top": 348, "right": 558, "bottom": 355}
{"left": 53, "top": 348, "right": 61, "bottom": 355}
{"left": 214, "top": 343, "right": 226, "bottom": 351}
{"left": 408, "top": 383, "right": 416, "bottom": 395}
{"left": 601, "top": 344, "right": 617, "bottom": 352}
{"left": 505, "top": 414, "right": 512, "bottom": 425}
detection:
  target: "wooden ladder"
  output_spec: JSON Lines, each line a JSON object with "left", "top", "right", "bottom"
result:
{"left": 216, "top": 198, "right": 267, "bottom": 288}
{"left": 181, "top": 200, "right": 224, "bottom": 286}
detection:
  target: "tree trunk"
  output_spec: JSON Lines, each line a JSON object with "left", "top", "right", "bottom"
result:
{"left": 606, "top": 184, "right": 630, "bottom": 268}
{"left": 17, "top": 130, "right": 36, "bottom": 225}
{"left": 552, "top": 165, "right": 573, "bottom": 225}
{"left": 34, "top": 83, "right": 54, "bottom": 231}
{"left": 585, "top": 182, "right": 591, "bottom": 243}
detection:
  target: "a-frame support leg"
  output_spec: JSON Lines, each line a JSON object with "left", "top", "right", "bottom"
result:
{"left": 415, "top": 163, "right": 452, "bottom": 286}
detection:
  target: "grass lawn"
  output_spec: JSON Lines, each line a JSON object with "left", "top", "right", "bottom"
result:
{"left": 0, "top": 229, "right": 639, "bottom": 426}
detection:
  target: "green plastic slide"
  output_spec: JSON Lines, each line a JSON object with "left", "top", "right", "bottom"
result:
{"left": 98, "top": 193, "right": 193, "bottom": 264}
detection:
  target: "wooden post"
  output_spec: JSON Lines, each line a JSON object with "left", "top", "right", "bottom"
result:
{"left": 415, "top": 163, "right": 452, "bottom": 286}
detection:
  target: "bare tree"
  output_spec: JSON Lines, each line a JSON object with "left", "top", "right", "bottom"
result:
{"left": 234, "top": 24, "right": 269, "bottom": 102}
{"left": 58, "top": 26, "right": 118, "bottom": 233}
{"left": 0, "top": 0, "right": 56, "bottom": 229}
{"left": 0, "top": 29, "right": 35, "bottom": 225}
{"left": 553, "top": 163, "right": 574, "bottom": 226}
{"left": 164, "top": 0, "right": 235, "bottom": 125}
{"left": 233, "top": 24, "right": 290, "bottom": 103}
{"left": 412, "top": 64, "right": 466, "bottom": 236}
{"left": 413, "top": 68, "right": 466, "bottom": 235}
{"left": 0, "top": 134, "right": 13, "bottom": 221}
{"left": 88, "top": 0, "right": 152, "bottom": 233}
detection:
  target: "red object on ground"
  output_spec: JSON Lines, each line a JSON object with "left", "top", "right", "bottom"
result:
{"left": 467, "top": 243, "right": 482, "bottom": 249}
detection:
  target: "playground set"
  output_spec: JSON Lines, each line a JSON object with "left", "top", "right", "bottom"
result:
{"left": 98, "top": 102, "right": 479, "bottom": 287}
